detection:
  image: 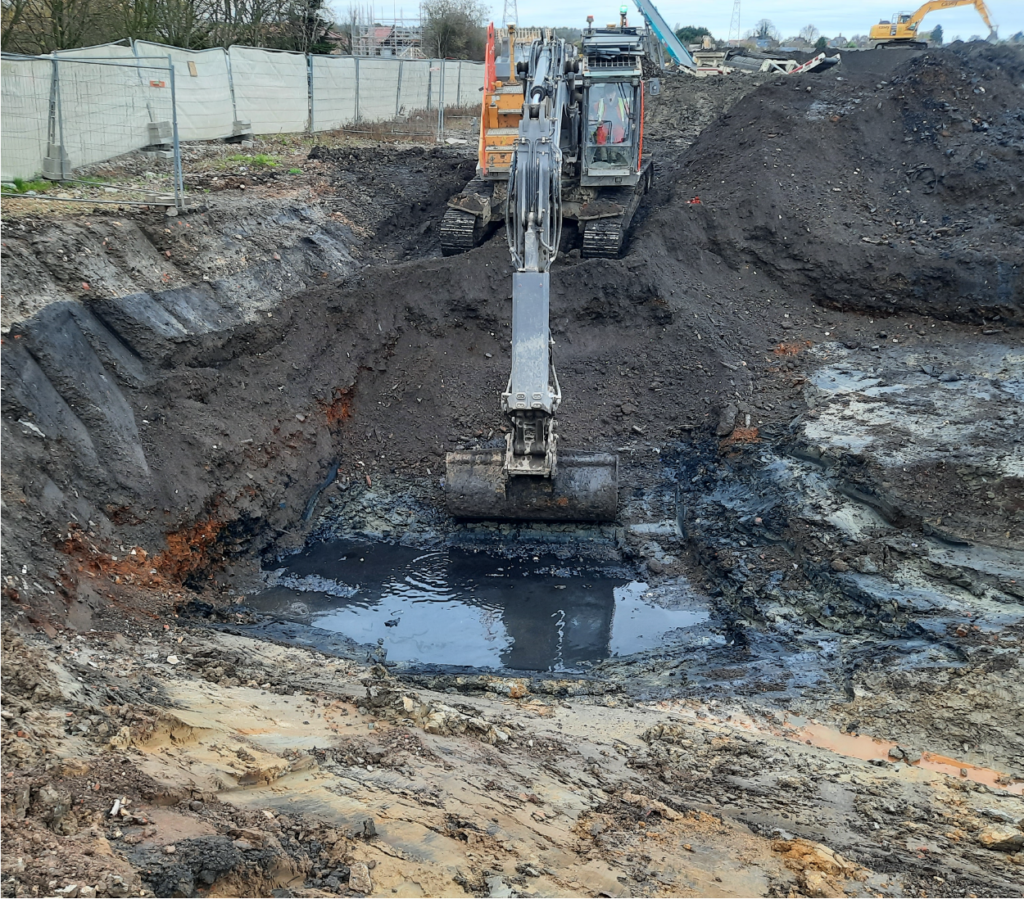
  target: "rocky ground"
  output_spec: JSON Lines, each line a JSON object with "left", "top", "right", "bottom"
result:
{"left": 2, "top": 44, "right": 1022, "bottom": 898}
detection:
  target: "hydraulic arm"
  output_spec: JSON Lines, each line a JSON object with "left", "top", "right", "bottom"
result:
{"left": 870, "top": 0, "right": 997, "bottom": 47}
{"left": 502, "top": 37, "right": 573, "bottom": 479}
{"left": 445, "top": 34, "right": 619, "bottom": 520}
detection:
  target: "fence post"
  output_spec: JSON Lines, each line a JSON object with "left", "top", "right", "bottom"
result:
{"left": 427, "top": 61, "right": 433, "bottom": 111}
{"left": 307, "top": 55, "right": 314, "bottom": 132}
{"left": 354, "top": 56, "right": 361, "bottom": 123}
{"left": 225, "top": 46, "right": 239, "bottom": 124}
{"left": 396, "top": 59, "right": 404, "bottom": 118}
{"left": 167, "top": 55, "right": 184, "bottom": 210}
{"left": 456, "top": 61, "right": 462, "bottom": 108}
{"left": 437, "top": 59, "right": 445, "bottom": 140}
{"left": 43, "top": 57, "right": 71, "bottom": 179}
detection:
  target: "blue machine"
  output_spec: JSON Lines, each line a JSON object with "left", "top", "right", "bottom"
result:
{"left": 630, "top": 0, "right": 696, "bottom": 68}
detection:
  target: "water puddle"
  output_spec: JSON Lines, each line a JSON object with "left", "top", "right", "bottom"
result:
{"left": 253, "top": 539, "right": 707, "bottom": 672}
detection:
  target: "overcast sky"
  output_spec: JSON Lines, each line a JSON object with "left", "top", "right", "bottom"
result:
{"left": 359, "top": 0, "right": 1021, "bottom": 40}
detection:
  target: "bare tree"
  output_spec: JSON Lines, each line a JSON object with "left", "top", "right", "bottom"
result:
{"left": 747, "top": 18, "right": 779, "bottom": 42}
{"left": 3, "top": 0, "right": 116, "bottom": 54}
{"left": 2, "top": 0, "right": 32, "bottom": 49}
{"left": 422, "top": 0, "right": 486, "bottom": 59}
{"left": 157, "top": 0, "right": 212, "bottom": 48}
{"left": 798, "top": 24, "right": 818, "bottom": 43}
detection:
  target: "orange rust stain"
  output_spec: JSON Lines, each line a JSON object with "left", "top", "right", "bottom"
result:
{"left": 59, "top": 518, "right": 225, "bottom": 588}
{"left": 721, "top": 427, "right": 760, "bottom": 446}
{"left": 321, "top": 387, "right": 354, "bottom": 425}
{"left": 157, "top": 519, "right": 225, "bottom": 582}
{"left": 774, "top": 341, "right": 812, "bottom": 357}
{"left": 791, "top": 722, "right": 1024, "bottom": 795}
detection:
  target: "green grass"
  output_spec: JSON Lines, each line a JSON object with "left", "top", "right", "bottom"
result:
{"left": 288, "top": 167, "right": 302, "bottom": 175}
{"left": 9, "top": 177, "right": 52, "bottom": 193}
{"left": 225, "top": 153, "right": 279, "bottom": 167}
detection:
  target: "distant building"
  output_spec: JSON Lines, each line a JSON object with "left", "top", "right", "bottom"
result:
{"left": 353, "top": 20, "right": 425, "bottom": 57}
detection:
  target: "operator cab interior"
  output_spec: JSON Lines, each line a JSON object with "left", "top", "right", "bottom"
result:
{"left": 584, "top": 82, "right": 639, "bottom": 171}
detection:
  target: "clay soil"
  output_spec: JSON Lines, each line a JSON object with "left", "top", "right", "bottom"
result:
{"left": 2, "top": 43, "right": 1022, "bottom": 898}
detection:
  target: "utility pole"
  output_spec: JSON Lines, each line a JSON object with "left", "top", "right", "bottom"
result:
{"left": 728, "top": 0, "right": 741, "bottom": 42}
{"left": 501, "top": 0, "right": 518, "bottom": 27}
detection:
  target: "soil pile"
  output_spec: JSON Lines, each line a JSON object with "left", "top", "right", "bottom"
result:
{"left": 656, "top": 43, "right": 1024, "bottom": 323}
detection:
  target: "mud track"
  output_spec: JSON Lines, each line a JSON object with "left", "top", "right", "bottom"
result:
{"left": 2, "top": 44, "right": 1022, "bottom": 898}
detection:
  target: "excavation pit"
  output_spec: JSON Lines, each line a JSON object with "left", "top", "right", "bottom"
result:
{"left": 253, "top": 538, "right": 709, "bottom": 672}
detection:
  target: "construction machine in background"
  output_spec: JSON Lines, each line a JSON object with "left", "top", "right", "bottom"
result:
{"left": 869, "top": 0, "right": 997, "bottom": 48}
{"left": 445, "top": 12, "right": 654, "bottom": 521}
{"left": 441, "top": 13, "right": 653, "bottom": 259}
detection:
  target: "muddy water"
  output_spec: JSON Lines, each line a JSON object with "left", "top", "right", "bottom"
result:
{"left": 254, "top": 539, "right": 707, "bottom": 671}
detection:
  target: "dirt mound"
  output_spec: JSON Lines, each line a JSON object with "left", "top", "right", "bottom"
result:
{"left": 654, "top": 44, "right": 1024, "bottom": 324}
{"left": 307, "top": 144, "right": 477, "bottom": 258}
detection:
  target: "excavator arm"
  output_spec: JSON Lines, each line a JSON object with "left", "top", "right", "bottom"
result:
{"left": 502, "top": 37, "right": 573, "bottom": 478}
{"left": 906, "top": 0, "right": 997, "bottom": 37}
{"left": 445, "top": 34, "right": 619, "bottom": 520}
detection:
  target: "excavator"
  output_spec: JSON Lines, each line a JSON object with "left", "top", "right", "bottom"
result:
{"left": 444, "top": 12, "right": 652, "bottom": 520}
{"left": 869, "top": 0, "right": 997, "bottom": 48}
{"left": 441, "top": 12, "right": 653, "bottom": 258}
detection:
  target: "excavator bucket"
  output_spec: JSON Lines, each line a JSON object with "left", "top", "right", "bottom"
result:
{"left": 445, "top": 451, "right": 618, "bottom": 521}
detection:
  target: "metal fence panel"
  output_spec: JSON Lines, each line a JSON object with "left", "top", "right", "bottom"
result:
{"left": 397, "top": 58, "right": 431, "bottom": 113}
{"left": 0, "top": 58, "right": 52, "bottom": 181}
{"left": 56, "top": 56, "right": 173, "bottom": 168}
{"left": 4, "top": 42, "right": 487, "bottom": 180}
{"left": 355, "top": 58, "right": 403, "bottom": 122}
{"left": 442, "top": 59, "right": 461, "bottom": 108}
{"left": 135, "top": 42, "right": 234, "bottom": 141}
{"left": 229, "top": 46, "right": 307, "bottom": 133}
{"left": 458, "top": 61, "right": 485, "bottom": 107}
{"left": 310, "top": 55, "right": 357, "bottom": 131}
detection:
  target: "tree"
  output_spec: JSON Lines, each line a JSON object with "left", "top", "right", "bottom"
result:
{"left": 814, "top": 35, "right": 827, "bottom": 52}
{"left": 2, "top": 0, "right": 31, "bottom": 49}
{"left": 929, "top": 23, "right": 943, "bottom": 45}
{"left": 2, "top": 0, "right": 117, "bottom": 54}
{"left": 674, "top": 25, "right": 711, "bottom": 45}
{"left": 798, "top": 24, "right": 818, "bottom": 43}
{"left": 748, "top": 19, "right": 779, "bottom": 42}
{"left": 422, "top": 0, "right": 486, "bottom": 59}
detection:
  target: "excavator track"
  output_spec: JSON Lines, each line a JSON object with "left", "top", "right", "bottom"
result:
{"left": 440, "top": 208, "right": 482, "bottom": 256}
{"left": 441, "top": 178, "right": 499, "bottom": 256}
{"left": 580, "top": 163, "right": 653, "bottom": 259}
{"left": 581, "top": 218, "right": 627, "bottom": 257}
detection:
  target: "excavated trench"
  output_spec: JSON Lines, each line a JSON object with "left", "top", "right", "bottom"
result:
{"left": 2, "top": 45, "right": 1023, "bottom": 899}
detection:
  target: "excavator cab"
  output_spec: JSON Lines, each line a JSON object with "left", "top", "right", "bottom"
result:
{"left": 579, "top": 24, "right": 646, "bottom": 189}
{"left": 583, "top": 81, "right": 641, "bottom": 174}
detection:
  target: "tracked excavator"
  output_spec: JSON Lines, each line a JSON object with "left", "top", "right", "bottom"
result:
{"left": 445, "top": 13, "right": 653, "bottom": 521}
{"left": 441, "top": 14, "right": 654, "bottom": 258}
{"left": 869, "top": 0, "right": 997, "bottom": 48}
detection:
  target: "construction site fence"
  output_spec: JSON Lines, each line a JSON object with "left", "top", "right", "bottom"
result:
{"left": 1, "top": 40, "right": 485, "bottom": 182}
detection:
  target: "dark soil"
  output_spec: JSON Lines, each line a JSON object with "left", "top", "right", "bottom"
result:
{"left": 664, "top": 43, "right": 1024, "bottom": 323}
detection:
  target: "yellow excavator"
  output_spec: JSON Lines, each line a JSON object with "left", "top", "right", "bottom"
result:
{"left": 869, "top": 0, "right": 997, "bottom": 48}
